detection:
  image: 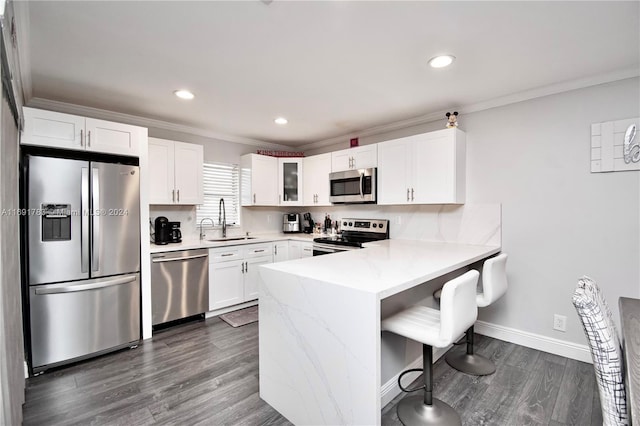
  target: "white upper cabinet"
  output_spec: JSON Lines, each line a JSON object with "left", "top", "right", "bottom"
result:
{"left": 378, "top": 128, "right": 466, "bottom": 205}
{"left": 278, "top": 158, "right": 303, "bottom": 206}
{"left": 241, "top": 154, "right": 278, "bottom": 206}
{"left": 303, "top": 153, "right": 331, "bottom": 206}
{"left": 331, "top": 144, "right": 377, "bottom": 172}
{"left": 22, "top": 107, "right": 143, "bottom": 157}
{"left": 148, "top": 138, "right": 203, "bottom": 205}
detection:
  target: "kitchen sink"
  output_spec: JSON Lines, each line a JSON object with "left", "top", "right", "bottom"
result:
{"left": 206, "top": 237, "right": 257, "bottom": 242}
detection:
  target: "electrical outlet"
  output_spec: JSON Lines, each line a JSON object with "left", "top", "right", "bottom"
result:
{"left": 553, "top": 314, "right": 567, "bottom": 332}
{"left": 396, "top": 215, "right": 402, "bottom": 225}
{"left": 267, "top": 215, "right": 272, "bottom": 224}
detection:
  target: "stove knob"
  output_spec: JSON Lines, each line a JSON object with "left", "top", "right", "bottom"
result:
{"left": 378, "top": 223, "right": 384, "bottom": 228}
{"left": 343, "top": 221, "right": 347, "bottom": 226}
{"left": 349, "top": 222, "right": 353, "bottom": 226}
{"left": 372, "top": 223, "right": 377, "bottom": 228}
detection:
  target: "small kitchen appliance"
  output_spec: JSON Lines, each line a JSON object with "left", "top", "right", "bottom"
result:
{"left": 168, "top": 221, "right": 182, "bottom": 243}
{"left": 312, "top": 218, "right": 389, "bottom": 255}
{"left": 302, "top": 212, "right": 314, "bottom": 234}
{"left": 154, "top": 216, "right": 170, "bottom": 245}
{"left": 283, "top": 213, "right": 301, "bottom": 233}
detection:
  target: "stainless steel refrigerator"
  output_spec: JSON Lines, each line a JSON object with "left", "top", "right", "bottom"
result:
{"left": 25, "top": 154, "right": 141, "bottom": 372}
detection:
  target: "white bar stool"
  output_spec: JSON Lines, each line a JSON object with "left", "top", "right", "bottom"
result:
{"left": 444, "top": 253, "right": 508, "bottom": 375}
{"left": 382, "top": 270, "right": 479, "bottom": 426}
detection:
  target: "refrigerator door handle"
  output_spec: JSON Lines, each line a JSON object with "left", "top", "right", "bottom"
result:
{"left": 81, "top": 168, "right": 90, "bottom": 273}
{"left": 91, "top": 168, "right": 100, "bottom": 272}
{"left": 34, "top": 275, "right": 136, "bottom": 295}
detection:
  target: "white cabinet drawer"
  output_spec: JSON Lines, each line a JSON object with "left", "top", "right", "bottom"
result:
{"left": 243, "top": 243, "right": 273, "bottom": 258}
{"left": 209, "top": 247, "right": 242, "bottom": 262}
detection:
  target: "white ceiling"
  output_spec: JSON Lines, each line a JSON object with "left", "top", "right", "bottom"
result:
{"left": 23, "top": 1, "right": 640, "bottom": 147}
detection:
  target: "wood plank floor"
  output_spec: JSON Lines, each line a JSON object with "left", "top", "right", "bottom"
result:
{"left": 23, "top": 317, "right": 601, "bottom": 425}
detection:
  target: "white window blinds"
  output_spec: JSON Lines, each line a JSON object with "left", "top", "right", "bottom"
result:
{"left": 196, "top": 162, "right": 240, "bottom": 227}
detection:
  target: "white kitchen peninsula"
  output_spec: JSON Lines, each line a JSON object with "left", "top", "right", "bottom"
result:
{"left": 258, "top": 239, "right": 501, "bottom": 425}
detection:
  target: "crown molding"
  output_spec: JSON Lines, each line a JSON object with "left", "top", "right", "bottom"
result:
{"left": 12, "top": 0, "right": 31, "bottom": 103}
{"left": 27, "top": 97, "right": 291, "bottom": 150}
{"left": 300, "top": 67, "right": 640, "bottom": 151}
{"left": 23, "top": 66, "right": 639, "bottom": 152}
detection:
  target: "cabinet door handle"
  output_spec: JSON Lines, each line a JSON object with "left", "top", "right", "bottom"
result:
{"left": 253, "top": 193, "right": 256, "bottom": 204}
{"left": 245, "top": 261, "right": 248, "bottom": 272}
{"left": 177, "top": 189, "right": 180, "bottom": 202}
{"left": 411, "top": 188, "right": 414, "bottom": 201}
{"left": 254, "top": 249, "right": 265, "bottom": 253}
{"left": 406, "top": 188, "right": 410, "bottom": 202}
{"left": 241, "top": 262, "right": 245, "bottom": 273}
{"left": 274, "top": 245, "right": 278, "bottom": 255}
{"left": 80, "top": 129, "right": 84, "bottom": 147}
{"left": 172, "top": 189, "right": 176, "bottom": 202}
{"left": 221, "top": 253, "right": 235, "bottom": 257}
{"left": 87, "top": 130, "right": 91, "bottom": 147}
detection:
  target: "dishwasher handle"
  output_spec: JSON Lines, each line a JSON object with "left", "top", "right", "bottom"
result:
{"left": 152, "top": 253, "right": 208, "bottom": 263}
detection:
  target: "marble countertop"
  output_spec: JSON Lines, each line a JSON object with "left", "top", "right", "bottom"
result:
{"left": 149, "top": 232, "right": 316, "bottom": 253}
{"left": 261, "top": 239, "right": 501, "bottom": 299}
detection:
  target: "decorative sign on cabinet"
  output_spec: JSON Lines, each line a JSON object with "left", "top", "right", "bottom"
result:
{"left": 377, "top": 128, "right": 466, "bottom": 205}
{"left": 22, "top": 107, "right": 144, "bottom": 157}
{"left": 148, "top": 137, "right": 204, "bottom": 205}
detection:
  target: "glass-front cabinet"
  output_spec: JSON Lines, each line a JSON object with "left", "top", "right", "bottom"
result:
{"left": 278, "top": 158, "right": 303, "bottom": 206}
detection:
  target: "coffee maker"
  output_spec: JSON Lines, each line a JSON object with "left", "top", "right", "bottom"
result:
{"left": 168, "top": 222, "right": 182, "bottom": 243}
{"left": 154, "top": 216, "right": 170, "bottom": 245}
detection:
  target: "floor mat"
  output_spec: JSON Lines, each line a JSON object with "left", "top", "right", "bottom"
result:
{"left": 219, "top": 305, "right": 259, "bottom": 327}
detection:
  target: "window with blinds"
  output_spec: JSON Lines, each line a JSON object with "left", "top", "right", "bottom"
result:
{"left": 196, "top": 162, "right": 240, "bottom": 227}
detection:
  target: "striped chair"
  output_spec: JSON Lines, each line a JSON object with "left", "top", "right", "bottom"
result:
{"left": 572, "top": 276, "right": 628, "bottom": 426}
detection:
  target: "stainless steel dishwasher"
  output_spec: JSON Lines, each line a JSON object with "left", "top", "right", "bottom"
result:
{"left": 151, "top": 249, "right": 209, "bottom": 325}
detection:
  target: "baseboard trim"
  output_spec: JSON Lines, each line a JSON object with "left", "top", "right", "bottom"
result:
{"left": 380, "top": 346, "right": 450, "bottom": 408}
{"left": 205, "top": 300, "right": 258, "bottom": 319}
{"left": 474, "top": 320, "right": 592, "bottom": 364}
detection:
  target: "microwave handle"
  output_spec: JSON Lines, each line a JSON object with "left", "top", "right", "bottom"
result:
{"left": 359, "top": 172, "right": 364, "bottom": 198}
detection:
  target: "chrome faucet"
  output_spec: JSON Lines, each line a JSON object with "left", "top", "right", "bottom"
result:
{"left": 219, "top": 198, "right": 227, "bottom": 238}
{"left": 199, "top": 217, "right": 215, "bottom": 240}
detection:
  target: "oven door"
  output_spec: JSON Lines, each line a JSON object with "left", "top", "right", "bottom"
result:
{"left": 329, "top": 168, "right": 376, "bottom": 204}
{"left": 312, "top": 243, "right": 353, "bottom": 256}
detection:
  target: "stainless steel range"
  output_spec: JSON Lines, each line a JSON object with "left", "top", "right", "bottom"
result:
{"left": 312, "top": 218, "right": 389, "bottom": 255}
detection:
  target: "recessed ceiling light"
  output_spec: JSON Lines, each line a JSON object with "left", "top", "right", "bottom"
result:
{"left": 174, "top": 90, "right": 195, "bottom": 100}
{"left": 428, "top": 55, "right": 455, "bottom": 68}
{"left": 274, "top": 117, "right": 288, "bottom": 125}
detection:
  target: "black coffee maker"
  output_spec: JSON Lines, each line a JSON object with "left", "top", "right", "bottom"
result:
{"left": 154, "top": 216, "right": 170, "bottom": 245}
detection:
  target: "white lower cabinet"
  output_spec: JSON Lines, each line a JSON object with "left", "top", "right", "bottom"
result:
{"left": 273, "top": 241, "right": 289, "bottom": 262}
{"left": 209, "top": 243, "right": 273, "bottom": 311}
{"left": 289, "top": 241, "right": 313, "bottom": 259}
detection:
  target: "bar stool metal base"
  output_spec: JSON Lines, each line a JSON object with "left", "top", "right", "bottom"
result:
{"left": 397, "top": 395, "right": 462, "bottom": 426}
{"left": 445, "top": 351, "right": 496, "bottom": 376}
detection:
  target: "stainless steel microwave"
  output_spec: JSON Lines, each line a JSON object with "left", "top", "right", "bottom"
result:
{"left": 329, "top": 168, "right": 377, "bottom": 204}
